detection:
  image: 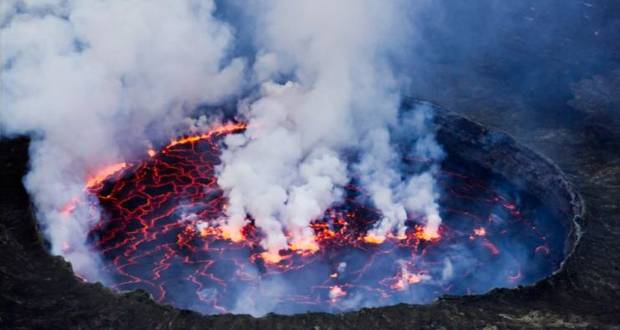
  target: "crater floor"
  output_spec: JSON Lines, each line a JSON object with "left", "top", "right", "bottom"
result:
{"left": 87, "top": 112, "right": 571, "bottom": 315}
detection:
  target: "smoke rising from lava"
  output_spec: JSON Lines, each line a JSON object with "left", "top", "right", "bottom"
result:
{"left": 217, "top": 0, "right": 443, "bottom": 256}
{"left": 1, "top": 0, "right": 445, "bottom": 312}
{"left": 1, "top": 0, "right": 442, "bottom": 274}
{"left": 0, "top": 0, "right": 245, "bottom": 279}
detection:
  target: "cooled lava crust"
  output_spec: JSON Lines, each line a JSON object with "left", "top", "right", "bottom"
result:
{"left": 85, "top": 110, "right": 572, "bottom": 315}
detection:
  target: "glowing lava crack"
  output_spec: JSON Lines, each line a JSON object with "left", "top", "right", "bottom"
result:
{"left": 77, "top": 123, "right": 567, "bottom": 315}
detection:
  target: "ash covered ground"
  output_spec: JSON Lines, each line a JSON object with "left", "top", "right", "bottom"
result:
{"left": 1, "top": 0, "right": 620, "bottom": 329}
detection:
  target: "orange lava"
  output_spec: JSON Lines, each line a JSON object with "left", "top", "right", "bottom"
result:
{"left": 260, "top": 251, "right": 285, "bottom": 264}
{"left": 414, "top": 227, "right": 441, "bottom": 241}
{"left": 289, "top": 240, "right": 320, "bottom": 254}
{"left": 391, "top": 273, "right": 424, "bottom": 290}
{"left": 362, "top": 234, "right": 386, "bottom": 244}
{"left": 198, "top": 224, "right": 246, "bottom": 243}
{"left": 86, "top": 162, "right": 128, "bottom": 189}
{"left": 83, "top": 122, "right": 245, "bottom": 190}
{"left": 329, "top": 285, "right": 346, "bottom": 301}
{"left": 221, "top": 227, "right": 245, "bottom": 243}
{"left": 165, "top": 122, "right": 246, "bottom": 150}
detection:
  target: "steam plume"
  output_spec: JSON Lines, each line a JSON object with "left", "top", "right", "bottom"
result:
{"left": 0, "top": 0, "right": 443, "bottom": 279}
{"left": 1, "top": 0, "right": 245, "bottom": 279}
{"left": 217, "top": 0, "right": 443, "bottom": 254}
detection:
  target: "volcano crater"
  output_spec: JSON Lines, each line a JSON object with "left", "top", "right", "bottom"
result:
{"left": 83, "top": 103, "right": 581, "bottom": 316}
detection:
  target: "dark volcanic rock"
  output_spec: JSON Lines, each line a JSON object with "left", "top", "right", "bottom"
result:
{"left": 2, "top": 107, "right": 618, "bottom": 329}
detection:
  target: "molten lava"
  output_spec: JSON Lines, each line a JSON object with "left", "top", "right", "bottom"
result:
{"left": 86, "top": 162, "right": 128, "bottom": 189}
{"left": 79, "top": 122, "right": 566, "bottom": 315}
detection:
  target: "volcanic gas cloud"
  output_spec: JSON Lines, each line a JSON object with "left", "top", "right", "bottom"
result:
{"left": 0, "top": 0, "right": 568, "bottom": 316}
{"left": 83, "top": 113, "right": 567, "bottom": 315}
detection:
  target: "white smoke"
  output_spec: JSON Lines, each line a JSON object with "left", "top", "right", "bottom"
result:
{"left": 0, "top": 0, "right": 245, "bottom": 280}
{"left": 360, "top": 105, "right": 445, "bottom": 239}
{"left": 0, "top": 0, "right": 443, "bottom": 281}
{"left": 217, "top": 0, "right": 443, "bottom": 253}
